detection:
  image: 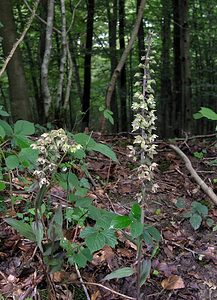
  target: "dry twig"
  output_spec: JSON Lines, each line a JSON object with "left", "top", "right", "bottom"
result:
{"left": 169, "top": 144, "right": 217, "bottom": 206}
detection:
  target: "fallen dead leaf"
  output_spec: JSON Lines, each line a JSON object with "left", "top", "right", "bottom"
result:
{"left": 161, "top": 275, "right": 185, "bottom": 290}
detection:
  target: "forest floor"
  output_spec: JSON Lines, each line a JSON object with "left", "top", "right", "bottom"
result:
{"left": 0, "top": 134, "right": 217, "bottom": 300}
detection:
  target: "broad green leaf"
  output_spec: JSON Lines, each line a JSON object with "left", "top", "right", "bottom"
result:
{"left": 0, "top": 106, "right": 9, "bottom": 117}
{"left": 73, "top": 133, "right": 96, "bottom": 149}
{"left": 0, "top": 120, "right": 13, "bottom": 136}
{"left": 75, "top": 187, "right": 88, "bottom": 197}
{"left": 146, "top": 226, "right": 161, "bottom": 243}
{"left": 91, "top": 143, "right": 118, "bottom": 162}
{"left": 103, "top": 267, "right": 134, "bottom": 281}
{"left": 18, "top": 148, "right": 38, "bottom": 167}
{"left": 199, "top": 107, "right": 217, "bottom": 120}
{"left": 74, "top": 197, "right": 92, "bottom": 208}
{"left": 68, "top": 172, "right": 79, "bottom": 189}
{"left": 5, "top": 155, "right": 19, "bottom": 170}
{"left": 32, "top": 221, "right": 44, "bottom": 251}
{"left": 190, "top": 213, "right": 202, "bottom": 230}
{"left": 80, "top": 178, "right": 90, "bottom": 189}
{"left": 14, "top": 134, "right": 31, "bottom": 148}
{"left": 86, "top": 232, "right": 106, "bottom": 253}
{"left": 0, "top": 125, "right": 5, "bottom": 139}
{"left": 101, "top": 228, "right": 117, "bottom": 248}
{"left": 111, "top": 215, "right": 131, "bottom": 229}
{"left": 140, "top": 259, "right": 151, "bottom": 286}
{"left": 5, "top": 218, "right": 36, "bottom": 241}
{"left": 144, "top": 231, "right": 153, "bottom": 246}
{"left": 0, "top": 181, "right": 6, "bottom": 191}
{"left": 130, "top": 203, "right": 142, "bottom": 220}
{"left": 192, "top": 201, "right": 208, "bottom": 216}
{"left": 193, "top": 112, "right": 203, "bottom": 120}
{"left": 88, "top": 206, "right": 116, "bottom": 229}
{"left": 130, "top": 220, "right": 143, "bottom": 238}
{"left": 176, "top": 197, "right": 185, "bottom": 209}
{"left": 73, "top": 248, "right": 92, "bottom": 268}
{"left": 14, "top": 120, "right": 35, "bottom": 135}
{"left": 47, "top": 207, "right": 63, "bottom": 241}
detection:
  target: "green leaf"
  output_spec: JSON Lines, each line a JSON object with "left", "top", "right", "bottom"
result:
{"left": 130, "top": 203, "right": 142, "bottom": 221}
{"left": 5, "top": 218, "right": 36, "bottom": 241}
{"left": 0, "top": 181, "right": 6, "bottom": 191}
{"left": 0, "top": 120, "right": 13, "bottom": 136}
{"left": 47, "top": 207, "right": 63, "bottom": 241}
{"left": 18, "top": 148, "right": 38, "bottom": 167}
{"left": 101, "top": 228, "right": 117, "bottom": 248}
{"left": 146, "top": 226, "right": 161, "bottom": 242}
{"left": 0, "top": 125, "right": 5, "bottom": 139}
{"left": 5, "top": 155, "right": 19, "bottom": 170}
{"left": 206, "top": 218, "right": 214, "bottom": 227}
{"left": 73, "top": 133, "right": 96, "bottom": 149}
{"left": 74, "top": 197, "right": 92, "bottom": 208}
{"left": 88, "top": 206, "right": 116, "bottom": 229}
{"left": 0, "top": 106, "right": 9, "bottom": 117}
{"left": 199, "top": 107, "right": 217, "bottom": 120}
{"left": 191, "top": 201, "right": 208, "bottom": 216}
{"left": 190, "top": 213, "right": 202, "bottom": 230}
{"left": 86, "top": 232, "right": 106, "bottom": 253}
{"left": 91, "top": 143, "right": 118, "bottom": 162}
{"left": 193, "top": 112, "right": 203, "bottom": 120}
{"left": 14, "top": 134, "right": 32, "bottom": 148}
{"left": 111, "top": 215, "right": 131, "bottom": 229}
{"left": 31, "top": 221, "right": 44, "bottom": 251}
{"left": 130, "top": 220, "right": 143, "bottom": 238}
{"left": 175, "top": 197, "right": 186, "bottom": 209}
{"left": 14, "top": 120, "right": 35, "bottom": 135}
{"left": 140, "top": 259, "right": 151, "bottom": 287}
{"left": 73, "top": 248, "right": 92, "bottom": 268}
{"left": 68, "top": 172, "right": 79, "bottom": 189}
{"left": 103, "top": 267, "right": 134, "bottom": 281}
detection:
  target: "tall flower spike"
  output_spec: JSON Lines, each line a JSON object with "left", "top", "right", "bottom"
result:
{"left": 129, "top": 33, "right": 157, "bottom": 202}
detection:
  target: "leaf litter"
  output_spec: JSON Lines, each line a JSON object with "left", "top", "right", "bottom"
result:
{"left": 0, "top": 135, "right": 217, "bottom": 299}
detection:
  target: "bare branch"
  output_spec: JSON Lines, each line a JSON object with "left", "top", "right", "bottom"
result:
{"left": 169, "top": 144, "right": 217, "bottom": 206}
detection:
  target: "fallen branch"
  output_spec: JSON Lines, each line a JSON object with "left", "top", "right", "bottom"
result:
{"left": 169, "top": 144, "right": 217, "bottom": 206}
{"left": 77, "top": 281, "right": 136, "bottom": 300}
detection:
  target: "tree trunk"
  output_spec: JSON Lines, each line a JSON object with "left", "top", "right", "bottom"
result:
{"left": 107, "top": 0, "right": 118, "bottom": 131}
{"left": 137, "top": 0, "right": 145, "bottom": 60}
{"left": 172, "top": 0, "right": 192, "bottom": 136}
{"left": 119, "top": 0, "right": 127, "bottom": 132}
{"left": 160, "top": 0, "right": 172, "bottom": 137}
{"left": 82, "top": 0, "right": 95, "bottom": 129}
{"left": 0, "top": 0, "right": 33, "bottom": 122}
{"left": 41, "top": 0, "right": 54, "bottom": 119}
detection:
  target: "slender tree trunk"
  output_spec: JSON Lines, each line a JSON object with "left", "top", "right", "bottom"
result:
{"left": 56, "top": 0, "right": 67, "bottom": 119}
{"left": 137, "top": 0, "right": 145, "bottom": 60}
{"left": 82, "top": 0, "right": 95, "bottom": 129}
{"left": 160, "top": 0, "right": 172, "bottom": 137}
{"left": 41, "top": 0, "right": 54, "bottom": 119}
{"left": 0, "top": 0, "right": 34, "bottom": 121}
{"left": 180, "top": 0, "right": 192, "bottom": 132}
{"left": 172, "top": 0, "right": 182, "bottom": 136}
{"left": 107, "top": 0, "right": 118, "bottom": 131}
{"left": 38, "top": 0, "right": 47, "bottom": 123}
{"left": 119, "top": 0, "right": 127, "bottom": 132}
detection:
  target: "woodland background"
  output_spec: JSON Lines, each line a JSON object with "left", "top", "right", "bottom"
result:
{"left": 0, "top": 0, "right": 217, "bottom": 137}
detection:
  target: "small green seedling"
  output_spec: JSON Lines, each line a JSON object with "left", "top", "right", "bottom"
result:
{"left": 184, "top": 201, "right": 210, "bottom": 230}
